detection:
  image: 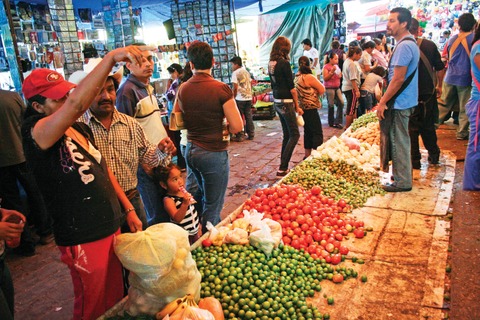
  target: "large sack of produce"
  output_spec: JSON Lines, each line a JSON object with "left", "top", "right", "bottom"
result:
{"left": 114, "top": 223, "right": 201, "bottom": 316}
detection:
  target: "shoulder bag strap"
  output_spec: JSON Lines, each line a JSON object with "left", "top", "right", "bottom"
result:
{"left": 417, "top": 38, "right": 437, "bottom": 95}
{"left": 386, "top": 37, "right": 418, "bottom": 107}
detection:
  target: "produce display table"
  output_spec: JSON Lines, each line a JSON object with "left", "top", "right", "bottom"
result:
{"left": 101, "top": 114, "right": 455, "bottom": 319}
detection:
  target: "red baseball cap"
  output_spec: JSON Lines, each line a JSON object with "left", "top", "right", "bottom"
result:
{"left": 22, "top": 69, "right": 76, "bottom": 100}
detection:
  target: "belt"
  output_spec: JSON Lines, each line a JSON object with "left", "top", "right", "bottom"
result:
{"left": 274, "top": 99, "right": 293, "bottom": 103}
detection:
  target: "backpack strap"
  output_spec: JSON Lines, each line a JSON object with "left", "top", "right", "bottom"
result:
{"left": 417, "top": 38, "right": 437, "bottom": 95}
{"left": 448, "top": 32, "right": 472, "bottom": 60}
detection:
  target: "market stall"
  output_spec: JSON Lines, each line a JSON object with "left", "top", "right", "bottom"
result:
{"left": 99, "top": 111, "right": 453, "bottom": 320}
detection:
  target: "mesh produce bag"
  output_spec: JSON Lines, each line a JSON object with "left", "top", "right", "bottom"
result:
{"left": 114, "top": 223, "right": 201, "bottom": 316}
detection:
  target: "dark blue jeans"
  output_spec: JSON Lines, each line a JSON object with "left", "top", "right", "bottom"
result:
{"left": 137, "top": 166, "right": 169, "bottom": 225}
{"left": 186, "top": 142, "right": 229, "bottom": 233}
{"left": 359, "top": 90, "right": 374, "bottom": 117}
{"left": 274, "top": 102, "right": 300, "bottom": 171}
{"left": 235, "top": 99, "right": 255, "bottom": 138}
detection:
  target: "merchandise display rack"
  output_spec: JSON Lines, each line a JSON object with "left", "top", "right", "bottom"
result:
{"left": 171, "top": 0, "right": 237, "bottom": 83}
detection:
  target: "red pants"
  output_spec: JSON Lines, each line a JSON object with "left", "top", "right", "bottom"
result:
{"left": 58, "top": 230, "right": 123, "bottom": 320}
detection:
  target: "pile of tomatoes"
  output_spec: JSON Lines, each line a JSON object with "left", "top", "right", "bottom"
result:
{"left": 241, "top": 184, "right": 367, "bottom": 264}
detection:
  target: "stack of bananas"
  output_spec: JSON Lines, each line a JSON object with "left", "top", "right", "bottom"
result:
{"left": 155, "top": 294, "right": 197, "bottom": 319}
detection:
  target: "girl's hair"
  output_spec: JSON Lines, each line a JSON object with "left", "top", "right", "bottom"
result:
{"left": 325, "top": 52, "right": 338, "bottom": 64}
{"left": 269, "top": 36, "right": 292, "bottom": 61}
{"left": 152, "top": 163, "right": 180, "bottom": 189}
{"left": 371, "top": 66, "right": 386, "bottom": 78}
{"left": 347, "top": 46, "right": 362, "bottom": 58}
{"left": 297, "top": 56, "right": 312, "bottom": 74}
{"left": 180, "top": 61, "right": 193, "bottom": 83}
{"left": 373, "top": 38, "right": 382, "bottom": 46}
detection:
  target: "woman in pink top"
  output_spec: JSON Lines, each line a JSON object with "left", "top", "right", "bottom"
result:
{"left": 372, "top": 38, "right": 389, "bottom": 68}
{"left": 323, "top": 52, "right": 344, "bottom": 128}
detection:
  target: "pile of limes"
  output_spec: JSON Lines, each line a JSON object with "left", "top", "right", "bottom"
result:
{"left": 192, "top": 243, "right": 358, "bottom": 320}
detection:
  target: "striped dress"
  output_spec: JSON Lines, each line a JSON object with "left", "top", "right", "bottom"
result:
{"left": 165, "top": 195, "right": 200, "bottom": 236}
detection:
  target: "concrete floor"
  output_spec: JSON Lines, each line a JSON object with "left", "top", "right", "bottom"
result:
{"left": 6, "top": 111, "right": 479, "bottom": 319}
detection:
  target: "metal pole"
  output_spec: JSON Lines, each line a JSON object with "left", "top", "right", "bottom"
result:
{"left": 231, "top": 0, "right": 240, "bottom": 56}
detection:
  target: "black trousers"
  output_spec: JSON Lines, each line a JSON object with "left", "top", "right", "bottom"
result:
{"left": 302, "top": 108, "right": 324, "bottom": 149}
{"left": 409, "top": 94, "right": 441, "bottom": 162}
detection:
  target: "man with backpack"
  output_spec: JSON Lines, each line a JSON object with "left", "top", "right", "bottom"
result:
{"left": 408, "top": 18, "right": 445, "bottom": 169}
{"left": 437, "top": 13, "right": 476, "bottom": 140}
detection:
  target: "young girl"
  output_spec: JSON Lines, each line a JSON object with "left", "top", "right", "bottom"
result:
{"left": 153, "top": 163, "right": 200, "bottom": 244}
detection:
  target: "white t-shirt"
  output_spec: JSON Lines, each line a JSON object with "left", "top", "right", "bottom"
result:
{"left": 358, "top": 51, "right": 373, "bottom": 79}
{"left": 342, "top": 58, "right": 361, "bottom": 92}
{"left": 231, "top": 67, "right": 252, "bottom": 101}
{"left": 361, "top": 73, "right": 383, "bottom": 93}
{"left": 303, "top": 47, "right": 320, "bottom": 73}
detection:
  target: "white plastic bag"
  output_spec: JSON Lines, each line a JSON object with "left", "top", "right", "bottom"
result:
{"left": 224, "top": 228, "right": 249, "bottom": 245}
{"left": 262, "top": 218, "right": 282, "bottom": 247}
{"left": 114, "top": 223, "right": 201, "bottom": 316}
{"left": 249, "top": 222, "right": 276, "bottom": 257}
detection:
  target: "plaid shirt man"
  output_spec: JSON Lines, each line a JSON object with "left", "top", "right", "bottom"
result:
{"left": 79, "top": 109, "right": 170, "bottom": 192}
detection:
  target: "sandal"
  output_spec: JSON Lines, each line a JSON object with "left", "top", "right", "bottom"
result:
{"left": 276, "top": 169, "right": 290, "bottom": 177}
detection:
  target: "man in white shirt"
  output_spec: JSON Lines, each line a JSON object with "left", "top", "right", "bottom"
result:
{"left": 230, "top": 56, "right": 254, "bottom": 141}
{"left": 301, "top": 38, "right": 320, "bottom": 79}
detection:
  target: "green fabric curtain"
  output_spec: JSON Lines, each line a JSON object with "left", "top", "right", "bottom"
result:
{"left": 258, "top": 4, "right": 334, "bottom": 68}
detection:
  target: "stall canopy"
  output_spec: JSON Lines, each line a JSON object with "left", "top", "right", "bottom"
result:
{"left": 258, "top": 3, "right": 334, "bottom": 67}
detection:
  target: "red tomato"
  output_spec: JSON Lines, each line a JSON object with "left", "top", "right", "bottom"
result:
{"left": 339, "top": 245, "right": 349, "bottom": 255}
{"left": 305, "top": 234, "right": 313, "bottom": 244}
{"left": 332, "top": 273, "right": 344, "bottom": 282}
{"left": 354, "top": 228, "right": 365, "bottom": 238}
{"left": 301, "top": 223, "right": 309, "bottom": 232}
{"left": 335, "top": 233, "right": 343, "bottom": 241}
{"left": 285, "top": 228, "right": 294, "bottom": 237}
{"left": 313, "top": 232, "right": 322, "bottom": 242}
{"left": 296, "top": 215, "right": 306, "bottom": 224}
{"left": 325, "top": 243, "right": 335, "bottom": 253}
{"left": 306, "top": 218, "right": 314, "bottom": 227}
{"left": 202, "top": 238, "right": 212, "bottom": 247}
{"left": 294, "top": 227, "right": 303, "bottom": 236}
{"left": 302, "top": 205, "right": 312, "bottom": 215}
{"left": 355, "top": 221, "right": 365, "bottom": 228}
{"left": 291, "top": 239, "right": 300, "bottom": 249}
{"left": 307, "top": 245, "right": 317, "bottom": 254}
{"left": 311, "top": 186, "right": 322, "bottom": 195}
{"left": 337, "top": 199, "right": 347, "bottom": 208}
{"left": 282, "top": 236, "right": 291, "bottom": 244}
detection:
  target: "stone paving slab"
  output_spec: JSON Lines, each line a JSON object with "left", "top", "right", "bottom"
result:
{"left": 303, "top": 150, "right": 456, "bottom": 319}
